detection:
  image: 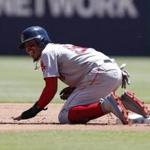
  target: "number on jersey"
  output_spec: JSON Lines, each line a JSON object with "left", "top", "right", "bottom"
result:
{"left": 63, "top": 44, "right": 87, "bottom": 54}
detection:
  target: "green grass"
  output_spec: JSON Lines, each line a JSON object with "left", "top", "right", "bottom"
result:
{"left": 115, "top": 57, "right": 150, "bottom": 101}
{"left": 0, "top": 131, "right": 150, "bottom": 150}
{"left": 0, "top": 56, "right": 65, "bottom": 103}
{"left": 0, "top": 56, "right": 150, "bottom": 103}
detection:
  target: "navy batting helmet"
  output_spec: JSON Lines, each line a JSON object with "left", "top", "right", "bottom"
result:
{"left": 19, "top": 26, "right": 51, "bottom": 49}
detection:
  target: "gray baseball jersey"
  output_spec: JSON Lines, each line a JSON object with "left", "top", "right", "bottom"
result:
{"left": 41, "top": 43, "right": 112, "bottom": 87}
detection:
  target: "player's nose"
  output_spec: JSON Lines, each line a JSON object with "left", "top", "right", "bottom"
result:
{"left": 26, "top": 48, "right": 34, "bottom": 56}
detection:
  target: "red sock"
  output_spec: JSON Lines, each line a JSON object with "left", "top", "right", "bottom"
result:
{"left": 68, "top": 102, "right": 104, "bottom": 124}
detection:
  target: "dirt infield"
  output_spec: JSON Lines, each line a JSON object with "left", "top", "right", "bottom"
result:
{"left": 0, "top": 103, "right": 150, "bottom": 132}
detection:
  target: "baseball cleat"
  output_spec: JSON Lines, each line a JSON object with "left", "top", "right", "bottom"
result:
{"left": 110, "top": 93, "right": 129, "bottom": 124}
{"left": 100, "top": 93, "right": 128, "bottom": 124}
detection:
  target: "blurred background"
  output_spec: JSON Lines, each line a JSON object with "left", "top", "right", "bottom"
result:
{"left": 0, "top": 0, "right": 149, "bottom": 56}
{"left": 0, "top": 1, "right": 150, "bottom": 147}
{"left": 0, "top": 0, "right": 150, "bottom": 103}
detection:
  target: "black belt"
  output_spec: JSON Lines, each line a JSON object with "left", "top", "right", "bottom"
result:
{"left": 104, "top": 59, "right": 112, "bottom": 63}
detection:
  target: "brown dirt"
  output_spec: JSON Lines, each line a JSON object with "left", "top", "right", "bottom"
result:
{"left": 0, "top": 103, "right": 150, "bottom": 132}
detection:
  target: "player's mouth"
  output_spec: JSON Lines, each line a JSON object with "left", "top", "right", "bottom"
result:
{"left": 33, "top": 54, "right": 41, "bottom": 62}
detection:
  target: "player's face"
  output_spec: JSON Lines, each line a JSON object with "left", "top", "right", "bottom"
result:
{"left": 25, "top": 40, "right": 42, "bottom": 61}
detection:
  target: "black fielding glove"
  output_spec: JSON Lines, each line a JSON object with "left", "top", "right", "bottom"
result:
{"left": 59, "top": 87, "right": 76, "bottom": 100}
{"left": 21, "top": 102, "right": 47, "bottom": 119}
{"left": 12, "top": 102, "right": 48, "bottom": 121}
{"left": 21, "top": 105, "right": 42, "bottom": 119}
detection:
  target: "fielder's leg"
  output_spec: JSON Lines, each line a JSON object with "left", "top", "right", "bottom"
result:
{"left": 66, "top": 94, "right": 128, "bottom": 124}
{"left": 68, "top": 102, "right": 105, "bottom": 124}
{"left": 119, "top": 91, "right": 149, "bottom": 118}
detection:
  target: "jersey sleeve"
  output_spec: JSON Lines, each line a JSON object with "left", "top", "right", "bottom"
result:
{"left": 40, "top": 51, "right": 60, "bottom": 78}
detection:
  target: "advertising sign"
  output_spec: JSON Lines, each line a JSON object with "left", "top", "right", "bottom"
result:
{"left": 0, "top": 0, "right": 148, "bottom": 55}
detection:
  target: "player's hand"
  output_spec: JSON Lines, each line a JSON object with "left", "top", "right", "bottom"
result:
{"left": 12, "top": 115, "right": 22, "bottom": 121}
{"left": 60, "top": 86, "right": 76, "bottom": 100}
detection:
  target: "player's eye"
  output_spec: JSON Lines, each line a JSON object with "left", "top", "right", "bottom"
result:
{"left": 25, "top": 40, "right": 37, "bottom": 48}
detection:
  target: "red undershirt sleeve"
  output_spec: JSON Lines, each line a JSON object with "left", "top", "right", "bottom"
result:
{"left": 36, "top": 77, "right": 58, "bottom": 109}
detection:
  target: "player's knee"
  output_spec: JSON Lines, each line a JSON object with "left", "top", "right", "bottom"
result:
{"left": 58, "top": 109, "right": 70, "bottom": 124}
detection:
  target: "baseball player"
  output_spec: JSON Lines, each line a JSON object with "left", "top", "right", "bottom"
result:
{"left": 13, "top": 26, "right": 149, "bottom": 124}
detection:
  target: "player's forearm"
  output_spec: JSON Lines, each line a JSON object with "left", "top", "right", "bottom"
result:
{"left": 36, "top": 84, "right": 57, "bottom": 108}
{"left": 37, "top": 77, "right": 57, "bottom": 108}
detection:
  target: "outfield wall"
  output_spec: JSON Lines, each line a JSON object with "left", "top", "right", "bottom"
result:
{"left": 0, "top": 0, "right": 149, "bottom": 56}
